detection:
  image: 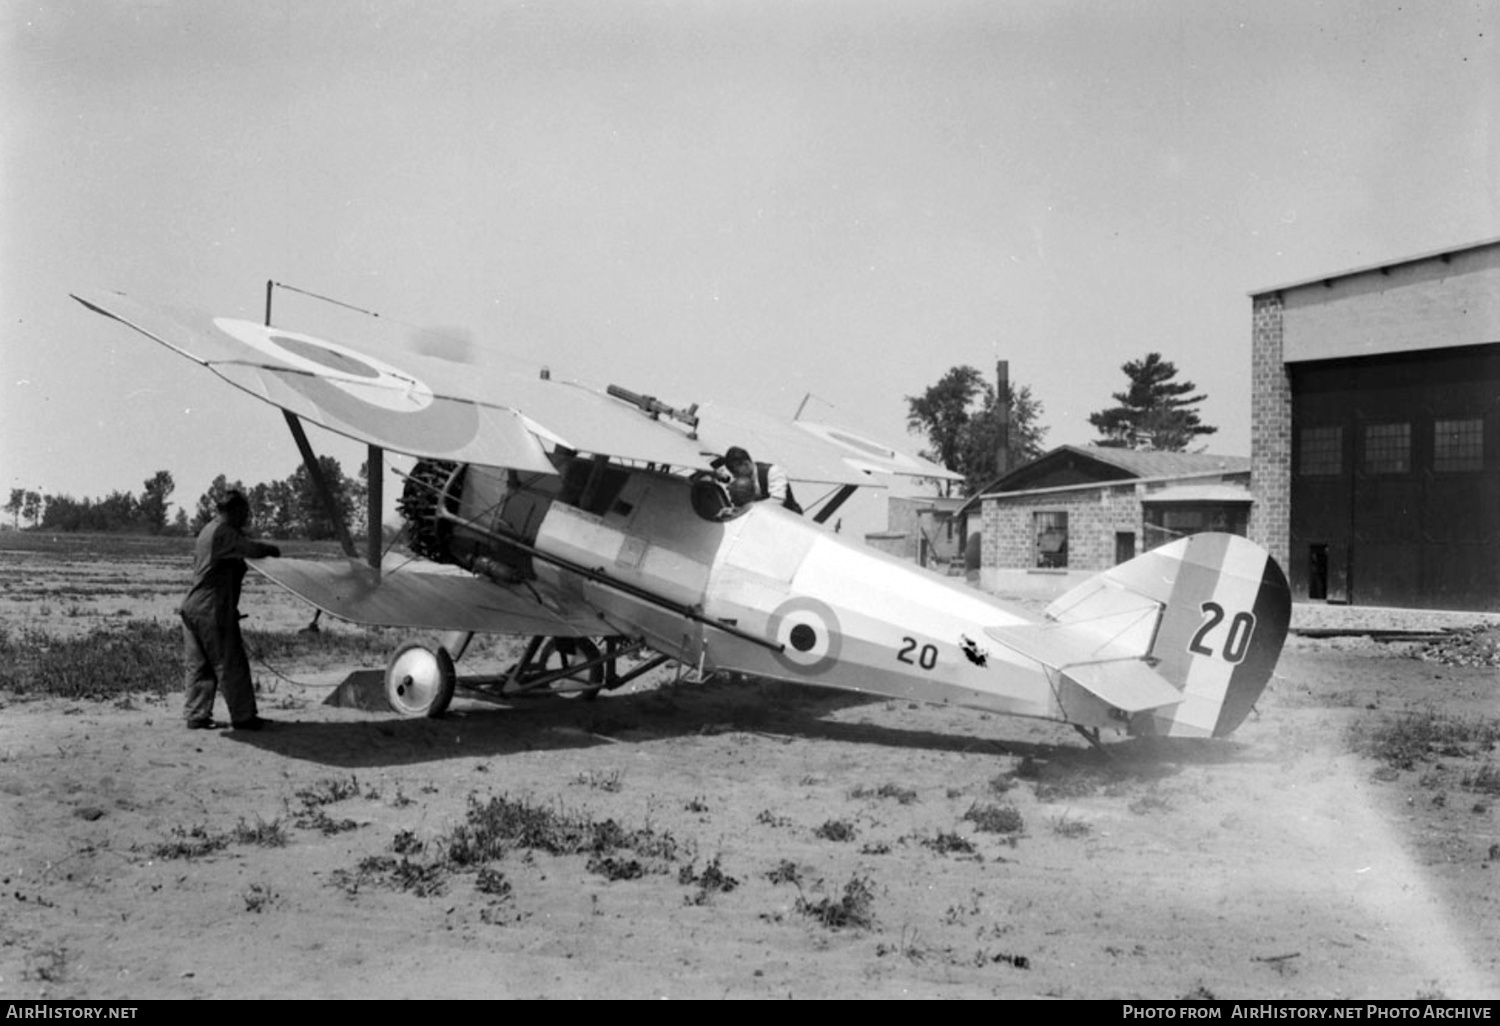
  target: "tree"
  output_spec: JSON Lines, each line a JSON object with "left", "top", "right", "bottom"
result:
{"left": 289, "top": 456, "right": 357, "bottom": 541}
{"left": 906, "top": 365, "right": 1048, "bottom": 494}
{"left": 1087, "top": 352, "right": 1217, "bottom": 451}
{"left": 4, "top": 489, "right": 21, "bottom": 528}
{"left": 138, "top": 470, "right": 175, "bottom": 535}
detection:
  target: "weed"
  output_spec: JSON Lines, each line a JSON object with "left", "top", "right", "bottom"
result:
{"left": 242, "top": 882, "right": 276, "bottom": 912}
{"left": 1348, "top": 712, "right": 1500, "bottom": 771}
{"left": 333, "top": 855, "right": 447, "bottom": 898}
{"left": 876, "top": 925, "right": 930, "bottom": 963}
{"left": 1463, "top": 762, "right": 1500, "bottom": 795}
{"left": 587, "top": 855, "right": 645, "bottom": 880}
{"left": 963, "top": 802, "right": 1024, "bottom": 835}
{"left": 684, "top": 796, "right": 710, "bottom": 813}
{"left": 295, "top": 775, "right": 361, "bottom": 807}
{"left": 391, "top": 830, "right": 424, "bottom": 855}
{"left": 989, "top": 773, "right": 1017, "bottom": 795}
{"left": 572, "top": 768, "right": 624, "bottom": 792}
{"left": 293, "top": 806, "right": 361, "bottom": 835}
{"left": 152, "top": 824, "right": 230, "bottom": 860}
{"left": 755, "top": 809, "right": 792, "bottom": 829}
{"left": 922, "top": 831, "right": 976, "bottom": 855}
{"left": 813, "top": 818, "right": 857, "bottom": 842}
{"left": 1051, "top": 812, "right": 1093, "bottom": 838}
{"left": 441, "top": 793, "right": 679, "bottom": 868}
{"left": 765, "top": 859, "right": 803, "bottom": 886}
{"left": 232, "top": 816, "right": 289, "bottom": 847}
{"left": 795, "top": 873, "right": 876, "bottom": 931}
{"left": 680, "top": 855, "right": 739, "bottom": 904}
{"left": 474, "top": 865, "right": 512, "bottom": 898}
{"left": 1128, "top": 791, "right": 1172, "bottom": 815}
{"left": 0, "top": 622, "right": 179, "bottom": 700}
{"left": 849, "top": 782, "right": 918, "bottom": 805}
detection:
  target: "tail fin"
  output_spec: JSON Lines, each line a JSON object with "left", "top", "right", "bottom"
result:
{"left": 1047, "top": 533, "right": 1290, "bottom": 738}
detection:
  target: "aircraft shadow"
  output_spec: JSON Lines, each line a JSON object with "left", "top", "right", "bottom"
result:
{"left": 225, "top": 673, "right": 1265, "bottom": 778}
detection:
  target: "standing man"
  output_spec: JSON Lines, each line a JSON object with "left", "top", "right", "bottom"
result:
{"left": 181, "top": 490, "right": 281, "bottom": 730}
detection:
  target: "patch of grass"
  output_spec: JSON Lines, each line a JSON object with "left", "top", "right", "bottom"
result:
{"left": 294, "top": 775, "right": 362, "bottom": 806}
{"left": 849, "top": 782, "right": 918, "bottom": 805}
{"left": 921, "top": 831, "right": 976, "bottom": 855}
{"left": 332, "top": 855, "right": 447, "bottom": 898}
{"left": 231, "top": 815, "right": 289, "bottom": 847}
{"left": 1349, "top": 711, "right": 1500, "bottom": 771}
{"left": 292, "top": 806, "right": 361, "bottom": 835}
{"left": 795, "top": 873, "right": 876, "bottom": 931}
{"left": 152, "top": 824, "right": 230, "bottom": 861}
{"left": 813, "top": 818, "right": 857, "bottom": 842}
{"left": 680, "top": 855, "right": 739, "bottom": 904}
{"left": 474, "top": 865, "right": 512, "bottom": 898}
{"left": 1463, "top": 762, "right": 1500, "bottom": 795}
{"left": 572, "top": 768, "right": 624, "bottom": 792}
{"left": 1127, "top": 791, "right": 1172, "bottom": 815}
{"left": 1050, "top": 812, "right": 1093, "bottom": 838}
{"left": 441, "top": 793, "right": 680, "bottom": 868}
{"left": 755, "top": 809, "right": 792, "bottom": 829}
{"left": 0, "top": 622, "right": 179, "bottom": 700}
{"left": 765, "top": 859, "right": 803, "bottom": 886}
{"left": 963, "top": 802, "right": 1024, "bottom": 835}
{"left": 242, "top": 882, "right": 276, "bottom": 913}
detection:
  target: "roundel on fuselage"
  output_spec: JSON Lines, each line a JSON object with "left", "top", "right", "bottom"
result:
{"left": 767, "top": 597, "right": 842, "bottom": 675}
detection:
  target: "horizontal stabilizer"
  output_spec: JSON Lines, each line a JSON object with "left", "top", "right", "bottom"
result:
{"left": 1060, "top": 659, "right": 1183, "bottom": 713}
{"left": 249, "top": 557, "right": 599, "bottom": 636}
{"left": 986, "top": 622, "right": 1182, "bottom": 714}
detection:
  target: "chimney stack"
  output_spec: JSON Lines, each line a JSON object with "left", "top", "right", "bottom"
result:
{"left": 996, "top": 360, "right": 1011, "bottom": 477}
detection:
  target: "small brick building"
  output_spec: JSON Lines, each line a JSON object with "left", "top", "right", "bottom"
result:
{"left": 1250, "top": 238, "right": 1500, "bottom": 611}
{"left": 957, "top": 445, "right": 1252, "bottom": 591}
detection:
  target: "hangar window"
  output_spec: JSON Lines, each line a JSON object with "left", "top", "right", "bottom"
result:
{"left": 1033, "top": 511, "right": 1068, "bottom": 569}
{"left": 1434, "top": 418, "right": 1484, "bottom": 473}
{"left": 1362, "top": 423, "right": 1410, "bottom": 475}
{"left": 1298, "top": 427, "right": 1343, "bottom": 477}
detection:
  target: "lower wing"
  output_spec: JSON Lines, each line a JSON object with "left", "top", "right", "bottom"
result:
{"left": 250, "top": 557, "right": 603, "bottom": 637}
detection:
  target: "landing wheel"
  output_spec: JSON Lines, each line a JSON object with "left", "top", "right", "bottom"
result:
{"left": 524, "top": 637, "right": 605, "bottom": 700}
{"left": 385, "top": 642, "right": 457, "bottom": 718}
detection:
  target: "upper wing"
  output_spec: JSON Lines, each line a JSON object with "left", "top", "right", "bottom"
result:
{"left": 72, "top": 289, "right": 959, "bottom": 484}
{"left": 251, "top": 556, "right": 602, "bottom": 636}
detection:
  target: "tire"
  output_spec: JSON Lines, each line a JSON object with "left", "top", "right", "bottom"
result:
{"left": 526, "top": 637, "right": 604, "bottom": 700}
{"left": 384, "top": 642, "right": 457, "bottom": 718}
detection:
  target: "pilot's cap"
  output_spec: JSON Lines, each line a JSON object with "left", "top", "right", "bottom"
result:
{"left": 724, "top": 446, "right": 752, "bottom": 465}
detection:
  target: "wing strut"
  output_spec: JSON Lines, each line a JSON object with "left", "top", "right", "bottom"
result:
{"left": 283, "top": 411, "right": 359, "bottom": 561}
{"left": 265, "top": 279, "right": 381, "bottom": 572}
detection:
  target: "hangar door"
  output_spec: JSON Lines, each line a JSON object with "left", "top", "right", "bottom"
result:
{"left": 1290, "top": 344, "right": 1500, "bottom": 611}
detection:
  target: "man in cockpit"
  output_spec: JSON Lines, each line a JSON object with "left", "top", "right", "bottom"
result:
{"left": 719, "top": 446, "right": 803, "bottom": 514}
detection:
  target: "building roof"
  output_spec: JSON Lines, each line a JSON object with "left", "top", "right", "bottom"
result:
{"left": 954, "top": 445, "right": 1249, "bottom": 517}
{"left": 1250, "top": 235, "right": 1500, "bottom": 297}
{"left": 1054, "top": 446, "right": 1249, "bottom": 480}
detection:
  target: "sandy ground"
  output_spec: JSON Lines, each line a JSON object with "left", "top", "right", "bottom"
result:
{"left": 1, "top": 543, "right": 1498, "bottom": 999}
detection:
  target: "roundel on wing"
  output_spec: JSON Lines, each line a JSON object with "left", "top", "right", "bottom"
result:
{"left": 767, "top": 597, "right": 842, "bottom": 675}
{"left": 213, "top": 319, "right": 435, "bottom": 413}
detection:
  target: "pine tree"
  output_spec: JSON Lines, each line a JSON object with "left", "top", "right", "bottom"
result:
{"left": 1088, "top": 352, "right": 1216, "bottom": 451}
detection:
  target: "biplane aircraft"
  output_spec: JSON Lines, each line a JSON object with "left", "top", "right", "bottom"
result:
{"left": 72, "top": 286, "right": 1289, "bottom": 745}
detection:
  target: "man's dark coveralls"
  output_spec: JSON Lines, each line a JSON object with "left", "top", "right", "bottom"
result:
{"left": 180, "top": 515, "right": 278, "bottom": 726}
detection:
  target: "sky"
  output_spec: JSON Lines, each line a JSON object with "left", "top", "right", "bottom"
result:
{"left": 3, "top": 0, "right": 1496, "bottom": 532}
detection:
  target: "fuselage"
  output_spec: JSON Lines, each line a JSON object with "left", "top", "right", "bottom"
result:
{"left": 518, "top": 465, "right": 1070, "bottom": 726}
